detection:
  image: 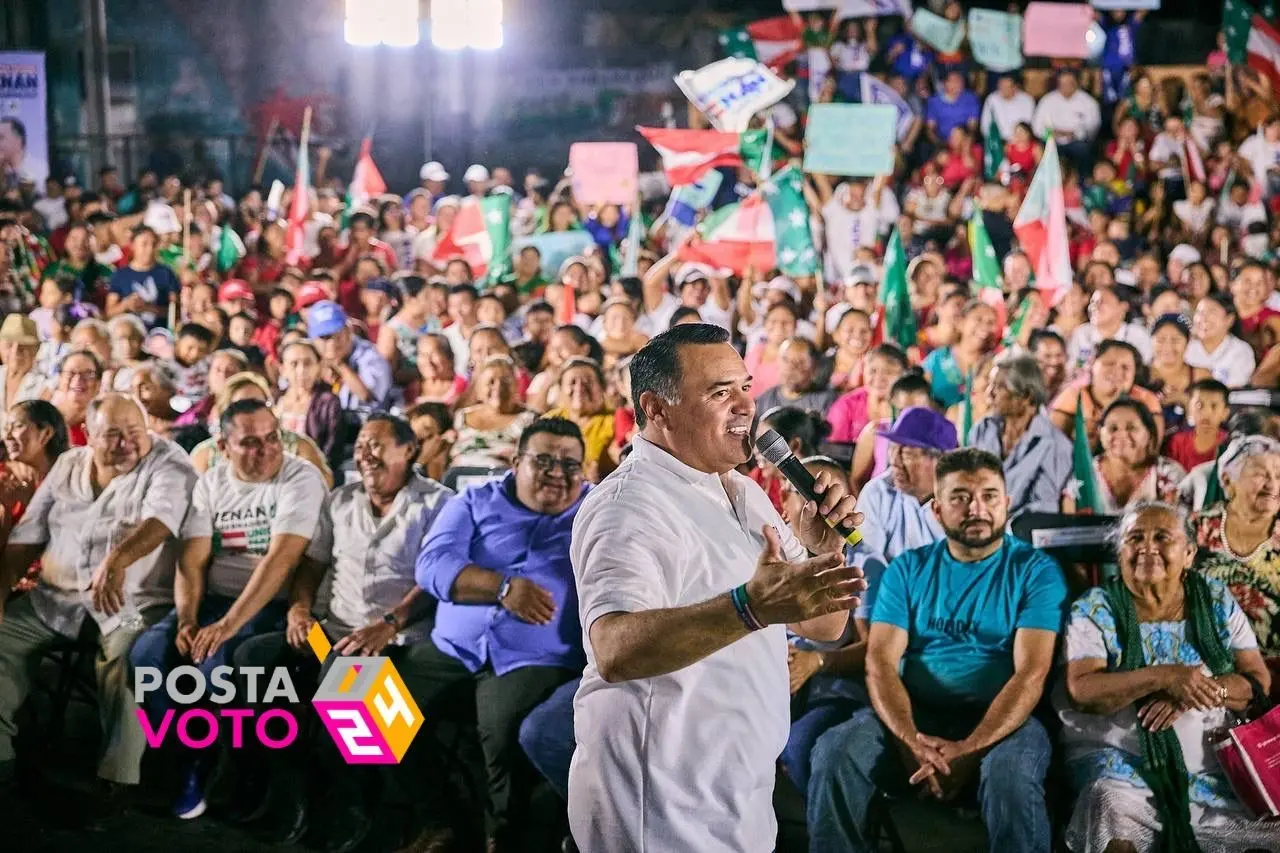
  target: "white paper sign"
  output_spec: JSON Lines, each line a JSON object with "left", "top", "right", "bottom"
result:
{"left": 675, "top": 58, "right": 795, "bottom": 133}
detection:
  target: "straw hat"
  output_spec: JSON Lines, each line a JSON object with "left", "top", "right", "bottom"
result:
{"left": 0, "top": 315, "right": 38, "bottom": 346}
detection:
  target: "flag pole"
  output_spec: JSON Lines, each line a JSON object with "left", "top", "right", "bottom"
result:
{"left": 252, "top": 116, "right": 280, "bottom": 186}
{"left": 299, "top": 107, "right": 313, "bottom": 183}
{"left": 181, "top": 188, "right": 192, "bottom": 270}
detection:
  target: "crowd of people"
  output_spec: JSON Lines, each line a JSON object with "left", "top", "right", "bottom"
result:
{"left": 0, "top": 2, "right": 1278, "bottom": 852}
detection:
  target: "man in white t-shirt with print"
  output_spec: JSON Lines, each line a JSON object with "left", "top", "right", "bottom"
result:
{"left": 130, "top": 398, "right": 326, "bottom": 821}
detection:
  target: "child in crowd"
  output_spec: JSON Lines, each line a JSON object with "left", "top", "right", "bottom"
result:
{"left": 168, "top": 322, "right": 216, "bottom": 404}
{"left": 1161, "top": 378, "right": 1231, "bottom": 470}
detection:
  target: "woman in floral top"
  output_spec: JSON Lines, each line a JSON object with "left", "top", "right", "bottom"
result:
{"left": 1191, "top": 435, "right": 1280, "bottom": 695}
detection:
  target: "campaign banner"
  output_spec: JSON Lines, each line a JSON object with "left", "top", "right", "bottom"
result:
{"left": 839, "top": 0, "right": 913, "bottom": 17}
{"left": 804, "top": 103, "right": 897, "bottom": 177}
{"left": 968, "top": 9, "right": 1024, "bottom": 72}
{"left": 1023, "top": 3, "right": 1094, "bottom": 58}
{"left": 512, "top": 231, "right": 596, "bottom": 281}
{"left": 859, "top": 74, "right": 915, "bottom": 142}
{"left": 569, "top": 142, "right": 639, "bottom": 206}
{"left": 0, "top": 52, "right": 49, "bottom": 189}
{"left": 1091, "top": 0, "right": 1159, "bottom": 9}
{"left": 911, "top": 9, "right": 965, "bottom": 54}
{"left": 675, "top": 57, "right": 795, "bottom": 133}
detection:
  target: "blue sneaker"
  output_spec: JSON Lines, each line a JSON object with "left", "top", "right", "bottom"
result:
{"left": 173, "top": 765, "right": 207, "bottom": 820}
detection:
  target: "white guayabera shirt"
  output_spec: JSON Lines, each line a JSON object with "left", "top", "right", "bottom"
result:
{"left": 568, "top": 435, "right": 809, "bottom": 853}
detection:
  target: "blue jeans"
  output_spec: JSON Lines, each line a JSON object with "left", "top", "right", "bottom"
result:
{"left": 517, "top": 676, "right": 578, "bottom": 800}
{"left": 781, "top": 675, "right": 867, "bottom": 793}
{"left": 807, "top": 707, "right": 1052, "bottom": 853}
{"left": 129, "top": 593, "right": 288, "bottom": 719}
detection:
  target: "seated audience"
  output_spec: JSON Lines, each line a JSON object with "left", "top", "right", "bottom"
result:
{"left": 757, "top": 336, "right": 840, "bottom": 418}
{"left": 1087, "top": 399, "right": 1186, "bottom": 514}
{"left": 543, "top": 358, "right": 615, "bottom": 483}
{"left": 448, "top": 356, "right": 536, "bottom": 471}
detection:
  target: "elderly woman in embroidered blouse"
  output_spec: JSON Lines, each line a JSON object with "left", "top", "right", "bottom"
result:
{"left": 1192, "top": 435, "right": 1280, "bottom": 695}
{"left": 1058, "top": 501, "right": 1272, "bottom": 853}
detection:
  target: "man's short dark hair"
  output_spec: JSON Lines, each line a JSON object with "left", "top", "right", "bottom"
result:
{"left": 364, "top": 413, "right": 418, "bottom": 453}
{"left": 405, "top": 401, "right": 450, "bottom": 434}
{"left": 935, "top": 448, "right": 1005, "bottom": 486}
{"left": 669, "top": 307, "right": 702, "bottom": 327}
{"left": 176, "top": 322, "right": 216, "bottom": 347}
{"left": 449, "top": 283, "right": 479, "bottom": 302}
{"left": 1188, "top": 378, "right": 1230, "bottom": 403}
{"left": 889, "top": 373, "right": 933, "bottom": 401}
{"left": 220, "top": 398, "right": 272, "bottom": 438}
{"left": 349, "top": 211, "right": 375, "bottom": 229}
{"left": 781, "top": 335, "right": 818, "bottom": 360}
{"left": 526, "top": 300, "right": 553, "bottom": 317}
{"left": 517, "top": 416, "right": 585, "bottom": 456}
{"left": 629, "top": 323, "right": 731, "bottom": 429}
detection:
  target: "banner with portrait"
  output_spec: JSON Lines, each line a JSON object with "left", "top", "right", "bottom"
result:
{"left": 0, "top": 53, "right": 48, "bottom": 189}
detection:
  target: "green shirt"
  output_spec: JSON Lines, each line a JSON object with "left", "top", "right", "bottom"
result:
{"left": 46, "top": 259, "right": 114, "bottom": 301}
{"left": 501, "top": 271, "right": 548, "bottom": 296}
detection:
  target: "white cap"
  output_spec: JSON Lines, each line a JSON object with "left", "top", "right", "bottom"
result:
{"left": 463, "top": 164, "right": 490, "bottom": 183}
{"left": 766, "top": 275, "right": 801, "bottom": 303}
{"left": 1169, "top": 244, "right": 1201, "bottom": 266}
{"left": 674, "top": 263, "right": 715, "bottom": 287}
{"left": 143, "top": 200, "right": 182, "bottom": 235}
{"left": 420, "top": 161, "right": 449, "bottom": 182}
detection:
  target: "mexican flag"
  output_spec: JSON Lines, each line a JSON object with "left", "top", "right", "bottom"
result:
{"left": 215, "top": 224, "right": 246, "bottom": 274}
{"left": 968, "top": 210, "right": 1006, "bottom": 334}
{"left": 1224, "top": 0, "right": 1280, "bottom": 91}
{"left": 1070, "top": 395, "right": 1104, "bottom": 513}
{"left": 740, "top": 126, "right": 787, "bottom": 179}
{"left": 718, "top": 16, "right": 804, "bottom": 70}
{"left": 637, "top": 127, "right": 743, "bottom": 186}
{"left": 343, "top": 137, "right": 387, "bottom": 228}
{"left": 983, "top": 114, "right": 1004, "bottom": 181}
{"left": 284, "top": 121, "right": 311, "bottom": 266}
{"left": 881, "top": 227, "right": 916, "bottom": 350}
{"left": 433, "top": 195, "right": 510, "bottom": 281}
{"left": 678, "top": 192, "right": 776, "bottom": 275}
{"left": 764, "top": 165, "right": 818, "bottom": 277}
{"left": 1013, "top": 135, "right": 1072, "bottom": 308}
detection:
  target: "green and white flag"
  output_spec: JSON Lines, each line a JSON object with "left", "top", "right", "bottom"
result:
{"left": 483, "top": 195, "right": 513, "bottom": 285}
{"left": 215, "top": 224, "right": 246, "bottom": 274}
{"left": 881, "top": 227, "right": 916, "bottom": 350}
{"left": 1070, "top": 395, "right": 1105, "bottom": 514}
{"left": 983, "top": 113, "right": 1004, "bottom": 181}
{"left": 763, "top": 165, "right": 818, "bottom": 277}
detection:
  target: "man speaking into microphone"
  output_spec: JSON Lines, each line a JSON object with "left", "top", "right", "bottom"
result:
{"left": 568, "top": 323, "right": 866, "bottom": 853}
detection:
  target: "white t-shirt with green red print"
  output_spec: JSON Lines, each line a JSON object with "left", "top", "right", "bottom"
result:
{"left": 182, "top": 454, "right": 326, "bottom": 600}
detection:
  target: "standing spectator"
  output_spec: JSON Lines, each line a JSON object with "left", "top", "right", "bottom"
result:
{"left": 1099, "top": 11, "right": 1146, "bottom": 105}
{"left": 981, "top": 74, "right": 1036, "bottom": 143}
{"left": 106, "top": 225, "right": 181, "bottom": 327}
{"left": 925, "top": 71, "right": 980, "bottom": 148}
{"left": 1033, "top": 70, "right": 1102, "bottom": 174}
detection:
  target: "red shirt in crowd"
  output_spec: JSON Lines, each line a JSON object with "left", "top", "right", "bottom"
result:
{"left": 1162, "top": 428, "right": 1227, "bottom": 471}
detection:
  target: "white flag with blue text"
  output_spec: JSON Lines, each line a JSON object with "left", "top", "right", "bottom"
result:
{"left": 860, "top": 74, "right": 915, "bottom": 142}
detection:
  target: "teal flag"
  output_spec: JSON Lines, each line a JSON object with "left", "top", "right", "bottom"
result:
{"left": 763, "top": 165, "right": 818, "bottom": 277}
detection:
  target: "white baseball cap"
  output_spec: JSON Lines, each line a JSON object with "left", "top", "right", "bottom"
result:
{"left": 463, "top": 164, "right": 490, "bottom": 183}
{"left": 420, "top": 161, "right": 449, "bottom": 182}
{"left": 1169, "top": 244, "right": 1201, "bottom": 266}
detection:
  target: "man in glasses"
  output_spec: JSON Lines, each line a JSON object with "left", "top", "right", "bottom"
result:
{"left": 129, "top": 398, "right": 325, "bottom": 822}
{"left": 407, "top": 417, "right": 589, "bottom": 853}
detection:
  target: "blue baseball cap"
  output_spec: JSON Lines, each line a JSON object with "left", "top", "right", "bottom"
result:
{"left": 877, "top": 406, "right": 958, "bottom": 453}
{"left": 307, "top": 300, "right": 348, "bottom": 338}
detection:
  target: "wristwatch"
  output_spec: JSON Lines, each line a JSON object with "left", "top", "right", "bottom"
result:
{"left": 382, "top": 611, "right": 400, "bottom": 630}
{"left": 497, "top": 576, "right": 513, "bottom": 605}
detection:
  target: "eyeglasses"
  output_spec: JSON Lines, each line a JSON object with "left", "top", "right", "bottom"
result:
{"left": 520, "top": 454, "right": 583, "bottom": 476}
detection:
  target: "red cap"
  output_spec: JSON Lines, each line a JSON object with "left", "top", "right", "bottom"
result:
{"left": 296, "top": 282, "right": 329, "bottom": 309}
{"left": 218, "top": 279, "right": 254, "bottom": 303}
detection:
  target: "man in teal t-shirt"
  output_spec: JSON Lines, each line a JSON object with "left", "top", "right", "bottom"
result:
{"left": 808, "top": 448, "right": 1067, "bottom": 853}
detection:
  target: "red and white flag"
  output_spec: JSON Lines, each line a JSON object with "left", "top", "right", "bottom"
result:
{"left": 1248, "top": 16, "right": 1280, "bottom": 93}
{"left": 284, "top": 115, "right": 311, "bottom": 266}
{"left": 678, "top": 192, "right": 776, "bottom": 275}
{"left": 1184, "top": 138, "right": 1206, "bottom": 185}
{"left": 1013, "top": 136, "right": 1072, "bottom": 307}
{"left": 637, "top": 127, "right": 743, "bottom": 187}
{"left": 348, "top": 137, "right": 387, "bottom": 209}
{"left": 432, "top": 197, "right": 493, "bottom": 279}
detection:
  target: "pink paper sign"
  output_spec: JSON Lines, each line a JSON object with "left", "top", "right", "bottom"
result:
{"left": 569, "top": 142, "right": 639, "bottom": 206}
{"left": 1022, "top": 2, "right": 1093, "bottom": 59}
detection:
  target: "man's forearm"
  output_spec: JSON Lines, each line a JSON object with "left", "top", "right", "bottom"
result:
{"left": 224, "top": 539, "right": 307, "bottom": 632}
{"left": 589, "top": 596, "right": 750, "bottom": 683}
{"left": 448, "top": 564, "right": 505, "bottom": 603}
{"left": 867, "top": 665, "right": 919, "bottom": 743}
{"left": 336, "top": 363, "right": 373, "bottom": 402}
{"left": 962, "top": 671, "right": 1047, "bottom": 754}
{"left": 389, "top": 586, "right": 426, "bottom": 628}
{"left": 111, "top": 519, "right": 171, "bottom": 577}
{"left": 288, "top": 557, "right": 326, "bottom": 612}
{"left": 174, "top": 562, "right": 205, "bottom": 625}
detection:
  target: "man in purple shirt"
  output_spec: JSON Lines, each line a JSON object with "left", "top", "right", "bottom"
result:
{"left": 405, "top": 417, "right": 589, "bottom": 853}
{"left": 924, "top": 71, "right": 980, "bottom": 146}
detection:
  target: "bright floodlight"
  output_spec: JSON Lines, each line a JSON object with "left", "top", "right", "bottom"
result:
{"left": 432, "top": 0, "right": 503, "bottom": 50}
{"left": 346, "top": 0, "right": 420, "bottom": 47}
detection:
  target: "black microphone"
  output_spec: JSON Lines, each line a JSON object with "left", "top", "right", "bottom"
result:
{"left": 755, "top": 428, "right": 863, "bottom": 547}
